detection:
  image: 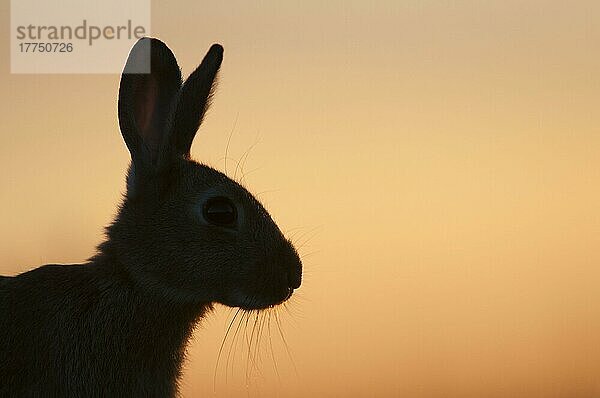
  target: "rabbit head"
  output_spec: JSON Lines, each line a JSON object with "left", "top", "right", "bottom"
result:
{"left": 107, "top": 38, "right": 301, "bottom": 310}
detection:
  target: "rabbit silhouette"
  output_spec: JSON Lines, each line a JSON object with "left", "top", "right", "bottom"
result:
{"left": 0, "top": 37, "right": 302, "bottom": 397}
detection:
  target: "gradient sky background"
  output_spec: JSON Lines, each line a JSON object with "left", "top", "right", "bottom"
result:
{"left": 1, "top": 1, "right": 600, "bottom": 397}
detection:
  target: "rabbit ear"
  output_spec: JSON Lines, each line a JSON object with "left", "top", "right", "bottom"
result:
{"left": 118, "top": 38, "right": 182, "bottom": 169}
{"left": 169, "top": 44, "right": 223, "bottom": 158}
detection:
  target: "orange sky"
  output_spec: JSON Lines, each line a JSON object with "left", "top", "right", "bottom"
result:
{"left": 1, "top": 1, "right": 600, "bottom": 397}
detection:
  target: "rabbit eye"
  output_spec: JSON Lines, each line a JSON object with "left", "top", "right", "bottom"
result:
{"left": 203, "top": 197, "right": 237, "bottom": 227}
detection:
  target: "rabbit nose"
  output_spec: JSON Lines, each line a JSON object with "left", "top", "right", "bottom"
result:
{"left": 287, "top": 259, "right": 302, "bottom": 289}
{"left": 287, "top": 248, "right": 302, "bottom": 289}
{"left": 280, "top": 240, "right": 302, "bottom": 289}
{"left": 288, "top": 271, "right": 302, "bottom": 290}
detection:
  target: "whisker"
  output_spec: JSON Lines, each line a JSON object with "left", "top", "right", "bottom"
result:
{"left": 226, "top": 309, "right": 248, "bottom": 383}
{"left": 295, "top": 229, "right": 322, "bottom": 249}
{"left": 298, "top": 249, "right": 321, "bottom": 259}
{"left": 292, "top": 225, "right": 321, "bottom": 240}
{"left": 253, "top": 311, "right": 268, "bottom": 375}
{"left": 287, "top": 226, "right": 312, "bottom": 242}
{"left": 238, "top": 166, "right": 261, "bottom": 181}
{"left": 238, "top": 141, "right": 261, "bottom": 185}
{"left": 284, "top": 226, "right": 309, "bottom": 235}
{"left": 267, "top": 309, "right": 281, "bottom": 383}
{"left": 215, "top": 156, "right": 240, "bottom": 170}
{"left": 291, "top": 226, "right": 323, "bottom": 248}
{"left": 255, "top": 189, "right": 282, "bottom": 199}
{"left": 234, "top": 136, "right": 260, "bottom": 183}
{"left": 224, "top": 112, "right": 239, "bottom": 175}
{"left": 245, "top": 310, "right": 260, "bottom": 383}
{"left": 274, "top": 309, "right": 299, "bottom": 378}
{"left": 214, "top": 307, "right": 242, "bottom": 392}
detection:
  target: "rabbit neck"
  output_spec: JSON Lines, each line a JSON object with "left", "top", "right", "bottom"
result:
{"left": 2, "top": 257, "right": 208, "bottom": 396}
{"left": 87, "top": 254, "right": 209, "bottom": 392}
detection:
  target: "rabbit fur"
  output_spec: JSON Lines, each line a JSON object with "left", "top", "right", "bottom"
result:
{"left": 0, "top": 37, "right": 302, "bottom": 397}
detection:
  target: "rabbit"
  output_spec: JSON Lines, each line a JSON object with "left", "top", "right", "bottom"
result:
{"left": 0, "top": 37, "right": 302, "bottom": 397}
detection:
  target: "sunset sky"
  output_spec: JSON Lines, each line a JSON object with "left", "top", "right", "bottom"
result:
{"left": 1, "top": 1, "right": 599, "bottom": 397}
